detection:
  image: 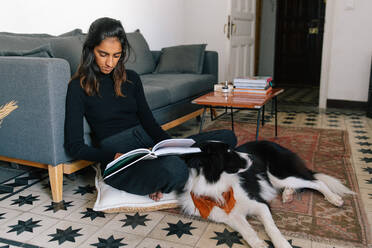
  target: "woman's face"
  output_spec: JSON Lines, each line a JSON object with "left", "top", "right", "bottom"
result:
{"left": 93, "top": 37, "right": 122, "bottom": 74}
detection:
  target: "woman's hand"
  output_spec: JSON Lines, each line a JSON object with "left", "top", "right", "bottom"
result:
{"left": 114, "top": 153, "right": 123, "bottom": 160}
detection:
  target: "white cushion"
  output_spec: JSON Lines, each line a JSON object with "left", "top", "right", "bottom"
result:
{"left": 93, "top": 165, "right": 179, "bottom": 213}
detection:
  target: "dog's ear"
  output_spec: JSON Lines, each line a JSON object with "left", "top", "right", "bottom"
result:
{"left": 198, "top": 140, "right": 229, "bottom": 154}
{"left": 224, "top": 155, "right": 246, "bottom": 174}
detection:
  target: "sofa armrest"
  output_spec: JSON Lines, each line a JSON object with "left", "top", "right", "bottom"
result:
{"left": 0, "top": 57, "right": 72, "bottom": 166}
{"left": 202, "top": 51, "right": 218, "bottom": 81}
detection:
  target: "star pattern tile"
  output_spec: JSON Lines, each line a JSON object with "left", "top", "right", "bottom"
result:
{"left": 354, "top": 130, "right": 367, "bottom": 134}
{"left": 91, "top": 235, "right": 126, "bottom": 248}
{"left": 357, "top": 142, "right": 372, "bottom": 146}
{"left": 0, "top": 185, "right": 13, "bottom": 195}
{"left": 361, "top": 157, "right": 372, "bottom": 163}
{"left": 7, "top": 218, "right": 41, "bottom": 235}
{"left": 359, "top": 149, "right": 372, "bottom": 154}
{"left": 11, "top": 194, "right": 39, "bottom": 207}
{"left": 80, "top": 208, "right": 105, "bottom": 221}
{"left": 353, "top": 125, "right": 364, "bottom": 128}
{"left": 48, "top": 226, "right": 83, "bottom": 245}
{"left": 44, "top": 200, "right": 74, "bottom": 213}
{"left": 120, "top": 212, "right": 151, "bottom": 229}
{"left": 362, "top": 167, "right": 372, "bottom": 174}
{"left": 162, "top": 220, "right": 196, "bottom": 238}
{"left": 73, "top": 185, "right": 96, "bottom": 195}
{"left": 210, "top": 228, "right": 243, "bottom": 248}
{"left": 356, "top": 136, "right": 369, "bottom": 140}
{"left": 265, "top": 239, "right": 301, "bottom": 248}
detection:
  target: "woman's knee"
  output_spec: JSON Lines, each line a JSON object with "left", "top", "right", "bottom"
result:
{"left": 158, "top": 156, "right": 189, "bottom": 190}
{"left": 191, "top": 129, "right": 237, "bottom": 148}
{"left": 218, "top": 129, "right": 237, "bottom": 148}
{"left": 162, "top": 156, "right": 189, "bottom": 182}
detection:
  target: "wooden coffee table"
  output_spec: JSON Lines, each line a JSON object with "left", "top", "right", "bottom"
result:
{"left": 192, "top": 88, "right": 284, "bottom": 140}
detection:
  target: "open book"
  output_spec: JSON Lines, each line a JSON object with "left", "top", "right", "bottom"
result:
{"left": 103, "top": 138, "right": 201, "bottom": 180}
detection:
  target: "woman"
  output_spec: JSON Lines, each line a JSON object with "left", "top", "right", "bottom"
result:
{"left": 64, "top": 17, "right": 237, "bottom": 201}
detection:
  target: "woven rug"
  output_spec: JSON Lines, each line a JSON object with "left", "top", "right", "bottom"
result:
{"left": 166, "top": 121, "right": 372, "bottom": 247}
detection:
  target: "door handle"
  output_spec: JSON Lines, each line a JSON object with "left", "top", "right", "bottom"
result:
{"left": 224, "top": 15, "right": 236, "bottom": 39}
{"left": 232, "top": 23, "right": 237, "bottom": 34}
{"left": 309, "top": 27, "right": 319, "bottom": 34}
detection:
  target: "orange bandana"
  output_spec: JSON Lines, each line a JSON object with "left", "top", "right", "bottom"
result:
{"left": 190, "top": 187, "right": 236, "bottom": 219}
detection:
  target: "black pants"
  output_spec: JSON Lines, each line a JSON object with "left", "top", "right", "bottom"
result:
{"left": 101, "top": 125, "right": 237, "bottom": 195}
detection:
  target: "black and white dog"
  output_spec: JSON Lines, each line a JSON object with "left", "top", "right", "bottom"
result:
{"left": 178, "top": 140, "right": 354, "bottom": 248}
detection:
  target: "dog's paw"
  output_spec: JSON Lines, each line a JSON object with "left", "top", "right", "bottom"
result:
{"left": 325, "top": 194, "right": 344, "bottom": 207}
{"left": 247, "top": 238, "right": 268, "bottom": 248}
{"left": 282, "top": 187, "right": 295, "bottom": 203}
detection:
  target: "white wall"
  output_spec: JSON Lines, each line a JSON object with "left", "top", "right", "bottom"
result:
{"left": 323, "top": 0, "right": 372, "bottom": 102}
{"left": 1, "top": 0, "right": 229, "bottom": 81}
{"left": 257, "top": 0, "right": 276, "bottom": 76}
{"left": 183, "top": 0, "right": 229, "bottom": 81}
{"left": 0, "top": 0, "right": 186, "bottom": 50}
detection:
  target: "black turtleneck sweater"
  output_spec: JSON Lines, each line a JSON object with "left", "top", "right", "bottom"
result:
{"left": 64, "top": 70, "right": 170, "bottom": 163}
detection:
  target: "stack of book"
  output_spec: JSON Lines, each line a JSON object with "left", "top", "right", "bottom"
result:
{"left": 233, "top": 76, "right": 273, "bottom": 95}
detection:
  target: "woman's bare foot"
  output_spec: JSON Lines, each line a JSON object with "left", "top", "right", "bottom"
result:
{"left": 149, "top": 191, "right": 163, "bottom": 201}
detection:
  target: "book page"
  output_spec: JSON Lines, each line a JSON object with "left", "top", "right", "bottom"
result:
{"left": 103, "top": 152, "right": 148, "bottom": 177}
{"left": 154, "top": 147, "right": 201, "bottom": 157}
{"left": 104, "top": 153, "right": 155, "bottom": 180}
{"left": 152, "top": 138, "right": 195, "bottom": 151}
{"left": 105, "top": 148, "right": 150, "bottom": 171}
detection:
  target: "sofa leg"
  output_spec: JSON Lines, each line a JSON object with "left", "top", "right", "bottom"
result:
{"left": 48, "top": 164, "right": 63, "bottom": 203}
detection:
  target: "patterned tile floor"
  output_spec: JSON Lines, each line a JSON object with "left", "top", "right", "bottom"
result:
{"left": 0, "top": 105, "right": 371, "bottom": 248}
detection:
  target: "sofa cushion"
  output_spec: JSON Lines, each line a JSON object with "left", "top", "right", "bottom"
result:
{"left": 140, "top": 83, "right": 171, "bottom": 110}
{"left": 58, "top": 28, "right": 84, "bottom": 37}
{"left": 93, "top": 165, "right": 178, "bottom": 213}
{"left": 141, "top": 73, "right": 215, "bottom": 103}
{"left": 49, "top": 36, "right": 83, "bottom": 76}
{"left": 0, "top": 44, "right": 53, "bottom": 58}
{"left": 0, "top": 34, "right": 50, "bottom": 51}
{"left": 125, "top": 31, "right": 156, "bottom": 75}
{"left": 0, "top": 29, "right": 83, "bottom": 38}
{"left": 155, "top": 44, "right": 207, "bottom": 74}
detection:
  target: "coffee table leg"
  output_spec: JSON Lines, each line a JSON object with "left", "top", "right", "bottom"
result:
{"left": 275, "top": 96, "right": 278, "bottom": 137}
{"left": 199, "top": 107, "right": 207, "bottom": 133}
{"left": 256, "top": 108, "right": 262, "bottom": 140}
{"left": 262, "top": 105, "right": 265, "bottom": 126}
{"left": 230, "top": 107, "right": 234, "bottom": 132}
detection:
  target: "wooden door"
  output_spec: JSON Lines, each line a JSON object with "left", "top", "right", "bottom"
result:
{"left": 226, "top": 0, "right": 256, "bottom": 80}
{"left": 274, "top": 0, "right": 326, "bottom": 87}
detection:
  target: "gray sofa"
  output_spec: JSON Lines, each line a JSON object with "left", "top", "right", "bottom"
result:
{"left": 0, "top": 29, "right": 217, "bottom": 202}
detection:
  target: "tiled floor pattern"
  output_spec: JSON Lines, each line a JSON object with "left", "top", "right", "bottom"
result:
{"left": 0, "top": 109, "right": 371, "bottom": 247}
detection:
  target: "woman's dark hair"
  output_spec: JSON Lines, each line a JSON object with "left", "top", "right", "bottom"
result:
{"left": 71, "top": 17, "right": 130, "bottom": 97}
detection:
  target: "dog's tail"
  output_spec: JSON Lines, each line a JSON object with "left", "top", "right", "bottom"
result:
{"left": 314, "top": 173, "right": 355, "bottom": 196}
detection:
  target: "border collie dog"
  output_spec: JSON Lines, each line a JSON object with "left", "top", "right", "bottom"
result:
{"left": 178, "top": 140, "right": 354, "bottom": 248}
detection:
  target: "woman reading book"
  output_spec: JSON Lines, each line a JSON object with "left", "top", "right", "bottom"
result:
{"left": 64, "top": 17, "right": 237, "bottom": 201}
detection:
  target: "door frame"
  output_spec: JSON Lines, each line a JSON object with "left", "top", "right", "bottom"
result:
{"left": 254, "top": 0, "right": 262, "bottom": 75}
{"left": 319, "top": 0, "right": 335, "bottom": 109}
{"left": 256, "top": 0, "right": 333, "bottom": 109}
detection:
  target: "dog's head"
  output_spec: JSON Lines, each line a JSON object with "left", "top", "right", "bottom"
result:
{"left": 182, "top": 140, "right": 251, "bottom": 183}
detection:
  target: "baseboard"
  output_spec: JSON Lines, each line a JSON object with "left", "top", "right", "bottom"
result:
{"left": 326, "top": 99, "right": 367, "bottom": 110}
